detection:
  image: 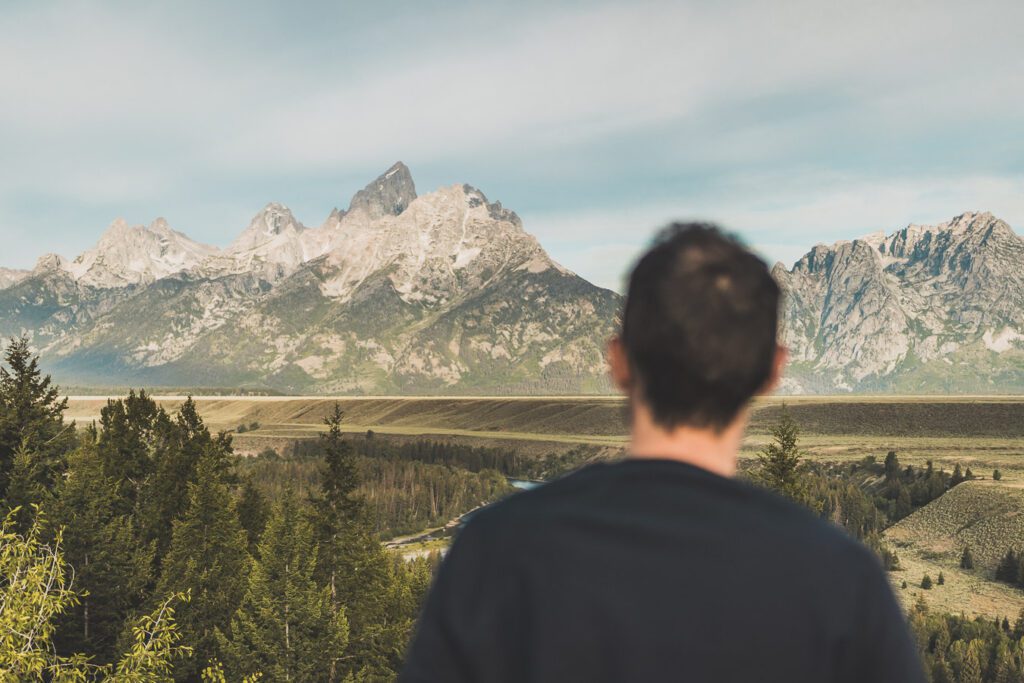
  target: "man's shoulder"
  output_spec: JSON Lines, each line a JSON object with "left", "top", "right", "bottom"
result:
{"left": 462, "top": 463, "right": 612, "bottom": 535}
{"left": 464, "top": 460, "right": 879, "bottom": 575}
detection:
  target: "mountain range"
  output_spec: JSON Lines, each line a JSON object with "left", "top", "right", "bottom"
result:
{"left": 0, "top": 163, "right": 619, "bottom": 394}
{"left": 1, "top": 163, "right": 1021, "bottom": 394}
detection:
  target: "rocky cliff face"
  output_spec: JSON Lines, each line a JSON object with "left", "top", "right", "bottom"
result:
{"left": 775, "top": 212, "right": 1024, "bottom": 393}
{"left": 0, "top": 163, "right": 621, "bottom": 394}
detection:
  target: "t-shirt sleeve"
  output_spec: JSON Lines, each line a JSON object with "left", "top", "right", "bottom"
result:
{"left": 846, "top": 550, "right": 927, "bottom": 683}
{"left": 399, "top": 513, "right": 524, "bottom": 683}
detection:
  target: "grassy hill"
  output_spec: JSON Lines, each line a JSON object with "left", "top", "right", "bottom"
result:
{"left": 885, "top": 481, "right": 1024, "bottom": 617}
{"left": 888, "top": 481, "right": 1024, "bottom": 570}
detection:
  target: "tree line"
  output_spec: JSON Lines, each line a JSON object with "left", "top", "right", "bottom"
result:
{"left": 0, "top": 337, "right": 433, "bottom": 681}
{"left": 910, "top": 598, "right": 1024, "bottom": 683}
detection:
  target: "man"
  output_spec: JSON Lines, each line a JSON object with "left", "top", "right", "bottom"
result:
{"left": 401, "top": 224, "right": 925, "bottom": 682}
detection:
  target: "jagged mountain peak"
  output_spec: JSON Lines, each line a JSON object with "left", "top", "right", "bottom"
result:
{"left": 348, "top": 161, "right": 417, "bottom": 219}
{"left": 149, "top": 217, "right": 172, "bottom": 232}
{"left": 34, "top": 253, "right": 67, "bottom": 273}
{"left": 250, "top": 203, "right": 302, "bottom": 236}
{"left": 226, "top": 203, "right": 305, "bottom": 254}
{"left": 66, "top": 217, "right": 217, "bottom": 288}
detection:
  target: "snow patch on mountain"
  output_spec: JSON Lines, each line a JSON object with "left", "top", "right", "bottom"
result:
{"left": 983, "top": 328, "right": 1024, "bottom": 353}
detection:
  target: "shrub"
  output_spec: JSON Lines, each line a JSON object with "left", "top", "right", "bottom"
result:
{"left": 994, "top": 469, "right": 1003, "bottom": 481}
{"left": 996, "top": 549, "right": 1021, "bottom": 584}
{"left": 961, "top": 546, "right": 975, "bottom": 570}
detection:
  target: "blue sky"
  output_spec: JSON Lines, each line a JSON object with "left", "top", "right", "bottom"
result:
{"left": 2, "top": 0, "right": 1022, "bottom": 292}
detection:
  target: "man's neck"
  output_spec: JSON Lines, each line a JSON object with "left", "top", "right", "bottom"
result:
{"left": 627, "top": 403, "right": 747, "bottom": 478}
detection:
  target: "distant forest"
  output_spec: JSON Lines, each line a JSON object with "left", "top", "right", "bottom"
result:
{"left": 240, "top": 440, "right": 516, "bottom": 538}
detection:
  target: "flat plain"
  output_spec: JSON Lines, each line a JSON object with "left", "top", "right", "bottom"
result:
{"left": 64, "top": 394, "right": 1024, "bottom": 472}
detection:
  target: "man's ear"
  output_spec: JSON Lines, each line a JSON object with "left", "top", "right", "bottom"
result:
{"left": 607, "top": 336, "right": 631, "bottom": 393}
{"left": 758, "top": 345, "right": 789, "bottom": 396}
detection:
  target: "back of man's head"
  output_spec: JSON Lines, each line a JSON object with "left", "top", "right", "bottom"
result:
{"left": 620, "top": 223, "right": 781, "bottom": 432}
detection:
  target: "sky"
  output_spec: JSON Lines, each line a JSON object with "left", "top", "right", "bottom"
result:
{"left": 1, "top": 0, "right": 1022, "bottom": 292}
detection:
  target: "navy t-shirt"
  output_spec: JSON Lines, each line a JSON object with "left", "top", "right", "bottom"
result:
{"left": 402, "top": 459, "right": 925, "bottom": 683}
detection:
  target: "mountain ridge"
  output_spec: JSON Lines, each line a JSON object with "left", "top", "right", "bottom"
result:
{"left": 774, "top": 211, "right": 1024, "bottom": 393}
{"left": 2, "top": 169, "right": 1022, "bottom": 394}
{"left": 0, "top": 163, "right": 619, "bottom": 394}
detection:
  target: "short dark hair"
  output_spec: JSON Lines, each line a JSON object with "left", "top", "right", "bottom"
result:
{"left": 620, "top": 223, "right": 780, "bottom": 432}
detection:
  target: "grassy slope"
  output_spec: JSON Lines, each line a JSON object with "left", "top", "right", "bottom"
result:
{"left": 885, "top": 480, "right": 1024, "bottom": 618}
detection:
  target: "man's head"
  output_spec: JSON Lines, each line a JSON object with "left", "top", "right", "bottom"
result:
{"left": 609, "top": 223, "right": 784, "bottom": 434}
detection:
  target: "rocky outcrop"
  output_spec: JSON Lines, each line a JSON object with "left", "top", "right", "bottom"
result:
{"left": 776, "top": 212, "right": 1024, "bottom": 393}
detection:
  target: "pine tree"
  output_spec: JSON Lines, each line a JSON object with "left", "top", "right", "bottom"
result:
{"left": 94, "top": 390, "right": 166, "bottom": 511}
{"left": 997, "top": 550, "right": 1020, "bottom": 584}
{"left": 156, "top": 454, "right": 251, "bottom": 682}
{"left": 756, "top": 408, "right": 813, "bottom": 508}
{"left": 930, "top": 658, "right": 954, "bottom": 683}
{"left": 921, "top": 574, "right": 933, "bottom": 589}
{"left": 937, "top": 571, "right": 945, "bottom": 585}
{"left": 960, "top": 545, "right": 975, "bottom": 570}
{"left": 49, "top": 445, "right": 153, "bottom": 664}
{"left": 0, "top": 337, "right": 72, "bottom": 504}
{"left": 950, "top": 464, "right": 965, "bottom": 488}
{"left": 309, "top": 403, "right": 392, "bottom": 679}
{"left": 218, "top": 487, "right": 347, "bottom": 682}
{"left": 139, "top": 397, "right": 234, "bottom": 563}
{"left": 236, "top": 478, "right": 270, "bottom": 556}
{"left": 893, "top": 484, "right": 912, "bottom": 520}
{"left": 992, "top": 641, "right": 1016, "bottom": 683}
{"left": 994, "top": 469, "right": 1003, "bottom": 481}
{"left": 960, "top": 639, "right": 985, "bottom": 683}
{"left": 884, "top": 450, "right": 900, "bottom": 481}
{"left": 5, "top": 445, "right": 55, "bottom": 529}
